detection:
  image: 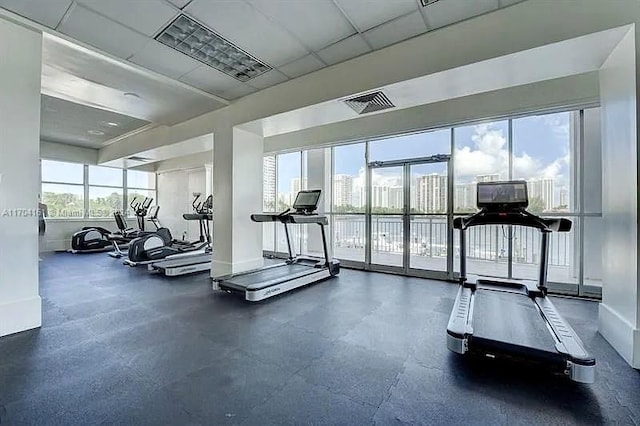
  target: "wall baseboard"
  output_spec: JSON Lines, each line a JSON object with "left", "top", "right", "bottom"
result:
{"left": 0, "top": 296, "right": 42, "bottom": 337}
{"left": 599, "top": 303, "right": 639, "bottom": 368}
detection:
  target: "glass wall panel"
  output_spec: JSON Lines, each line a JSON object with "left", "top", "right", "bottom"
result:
{"left": 89, "top": 187, "right": 123, "bottom": 218}
{"left": 332, "top": 215, "right": 365, "bottom": 262}
{"left": 454, "top": 121, "right": 509, "bottom": 214}
{"left": 512, "top": 111, "right": 575, "bottom": 213}
{"left": 369, "top": 129, "right": 450, "bottom": 162}
{"left": 41, "top": 160, "right": 83, "bottom": 184}
{"left": 583, "top": 107, "right": 602, "bottom": 214}
{"left": 333, "top": 143, "right": 366, "bottom": 213}
{"left": 41, "top": 183, "right": 84, "bottom": 218}
{"left": 371, "top": 214, "right": 403, "bottom": 267}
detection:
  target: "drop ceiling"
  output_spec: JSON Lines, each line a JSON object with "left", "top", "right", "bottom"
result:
{"left": 0, "top": 0, "right": 525, "bottom": 101}
{"left": 41, "top": 95, "right": 150, "bottom": 148}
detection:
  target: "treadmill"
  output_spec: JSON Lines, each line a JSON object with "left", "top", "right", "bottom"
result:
{"left": 213, "top": 189, "right": 340, "bottom": 301}
{"left": 148, "top": 196, "right": 214, "bottom": 276}
{"left": 446, "top": 180, "right": 595, "bottom": 383}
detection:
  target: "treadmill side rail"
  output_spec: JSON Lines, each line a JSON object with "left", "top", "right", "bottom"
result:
{"left": 446, "top": 286, "right": 474, "bottom": 354}
{"left": 535, "top": 297, "right": 596, "bottom": 366}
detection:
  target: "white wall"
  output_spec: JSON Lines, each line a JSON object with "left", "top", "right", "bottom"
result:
{"left": 41, "top": 140, "right": 98, "bottom": 165}
{"left": 598, "top": 28, "right": 639, "bottom": 367}
{"left": 265, "top": 73, "right": 599, "bottom": 153}
{"left": 156, "top": 167, "right": 206, "bottom": 242}
{"left": 0, "top": 18, "right": 42, "bottom": 336}
{"left": 42, "top": 219, "right": 115, "bottom": 252}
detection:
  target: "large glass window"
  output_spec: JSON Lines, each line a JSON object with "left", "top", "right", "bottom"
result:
{"left": 369, "top": 129, "right": 450, "bottom": 162}
{"left": 88, "top": 165, "right": 123, "bottom": 218}
{"left": 126, "top": 170, "right": 157, "bottom": 218}
{"left": 512, "top": 112, "right": 575, "bottom": 213}
{"left": 41, "top": 160, "right": 85, "bottom": 218}
{"left": 262, "top": 106, "right": 602, "bottom": 293}
{"left": 276, "top": 152, "right": 302, "bottom": 253}
{"left": 332, "top": 143, "right": 366, "bottom": 262}
{"left": 40, "top": 161, "right": 157, "bottom": 221}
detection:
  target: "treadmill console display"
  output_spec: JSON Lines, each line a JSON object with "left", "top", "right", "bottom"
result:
{"left": 293, "top": 190, "right": 322, "bottom": 213}
{"left": 477, "top": 181, "right": 528, "bottom": 210}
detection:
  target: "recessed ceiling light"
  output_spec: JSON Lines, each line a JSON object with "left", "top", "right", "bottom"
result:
{"left": 419, "top": 0, "right": 440, "bottom": 6}
{"left": 155, "top": 14, "right": 271, "bottom": 82}
{"left": 124, "top": 92, "right": 141, "bottom": 99}
{"left": 88, "top": 130, "right": 105, "bottom": 136}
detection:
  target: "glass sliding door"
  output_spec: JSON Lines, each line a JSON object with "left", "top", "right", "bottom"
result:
{"left": 408, "top": 162, "right": 450, "bottom": 276}
{"left": 368, "top": 165, "right": 404, "bottom": 269}
{"left": 367, "top": 155, "right": 452, "bottom": 278}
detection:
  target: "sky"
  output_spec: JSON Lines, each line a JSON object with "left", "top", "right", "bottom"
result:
{"left": 276, "top": 111, "right": 572, "bottom": 193}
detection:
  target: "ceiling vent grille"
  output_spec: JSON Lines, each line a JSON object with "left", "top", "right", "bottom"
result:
{"left": 344, "top": 91, "right": 395, "bottom": 114}
{"left": 420, "top": 0, "right": 441, "bottom": 6}
{"left": 155, "top": 14, "right": 271, "bottom": 82}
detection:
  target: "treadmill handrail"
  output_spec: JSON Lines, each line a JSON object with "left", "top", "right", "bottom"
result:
{"left": 453, "top": 210, "right": 571, "bottom": 232}
{"left": 250, "top": 213, "right": 328, "bottom": 225}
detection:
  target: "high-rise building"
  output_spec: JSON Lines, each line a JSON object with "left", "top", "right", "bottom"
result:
{"left": 388, "top": 186, "right": 403, "bottom": 209}
{"left": 372, "top": 185, "right": 389, "bottom": 208}
{"left": 416, "top": 174, "right": 447, "bottom": 212}
{"left": 559, "top": 188, "right": 569, "bottom": 208}
{"left": 263, "top": 157, "right": 276, "bottom": 211}
{"left": 333, "top": 174, "right": 353, "bottom": 207}
{"left": 476, "top": 173, "right": 500, "bottom": 182}
{"left": 291, "top": 177, "right": 307, "bottom": 195}
{"left": 528, "top": 178, "right": 554, "bottom": 210}
{"left": 455, "top": 182, "right": 476, "bottom": 210}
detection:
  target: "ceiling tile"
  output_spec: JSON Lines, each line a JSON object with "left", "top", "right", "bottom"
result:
{"left": 335, "top": 0, "right": 418, "bottom": 32}
{"left": 219, "top": 84, "right": 259, "bottom": 101}
{"left": 249, "top": 0, "right": 355, "bottom": 51}
{"left": 0, "top": 0, "right": 72, "bottom": 28}
{"left": 279, "top": 55, "right": 325, "bottom": 79}
{"left": 424, "top": 0, "right": 499, "bottom": 30}
{"left": 246, "top": 69, "right": 288, "bottom": 90}
{"left": 317, "top": 34, "right": 371, "bottom": 65}
{"left": 179, "top": 65, "right": 241, "bottom": 95}
{"left": 185, "top": 0, "right": 308, "bottom": 67}
{"left": 77, "top": 0, "right": 177, "bottom": 37}
{"left": 129, "top": 41, "right": 201, "bottom": 80}
{"left": 58, "top": 4, "right": 148, "bottom": 59}
{"left": 41, "top": 95, "right": 149, "bottom": 148}
{"left": 363, "top": 11, "right": 427, "bottom": 50}
{"left": 168, "top": 0, "right": 193, "bottom": 9}
{"left": 316, "top": 34, "right": 371, "bottom": 66}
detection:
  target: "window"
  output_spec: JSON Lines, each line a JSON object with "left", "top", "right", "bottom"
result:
{"left": 276, "top": 152, "right": 301, "bottom": 253}
{"left": 369, "top": 129, "right": 450, "bottom": 162}
{"left": 454, "top": 121, "right": 509, "bottom": 213}
{"left": 41, "top": 160, "right": 85, "bottom": 218}
{"left": 40, "top": 161, "right": 158, "bottom": 221}
{"left": 512, "top": 112, "right": 575, "bottom": 213}
{"left": 88, "top": 165, "right": 123, "bottom": 218}
{"left": 126, "top": 170, "right": 156, "bottom": 218}
{"left": 332, "top": 143, "right": 366, "bottom": 262}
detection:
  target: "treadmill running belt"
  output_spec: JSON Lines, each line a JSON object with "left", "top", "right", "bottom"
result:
{"left": 224, "top": 264, "right": 313, "bottom": 290}
{"left": 472, "top": 290, "right": 558, "bottom": 354}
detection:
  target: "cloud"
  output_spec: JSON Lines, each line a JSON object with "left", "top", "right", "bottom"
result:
{"left": 454, "top": 123, "right": 567, "bottom": 187}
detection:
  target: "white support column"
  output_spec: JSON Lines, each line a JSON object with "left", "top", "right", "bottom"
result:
{"left": 305, "top": 148, "right": 332, "bottom": 256}
{"left": 597, "top": 27, "right": 640, "bottom": 368}
{"left": 205, "top": 162, "right": 213, "bottom": 244}
{"left": 0, "top": 18, "right": 42, "bottom": 337}
{"left": 211, "top": 126, "right": 264, "bottom": 278}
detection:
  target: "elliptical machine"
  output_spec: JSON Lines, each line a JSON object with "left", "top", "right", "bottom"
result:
{"left": 68, "top": 196, "right": 153, "bottom": 253}
{"left": 125, "top": 194, "right": 213, "bottom": 265}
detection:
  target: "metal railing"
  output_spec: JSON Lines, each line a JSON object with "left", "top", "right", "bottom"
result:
{"left": 331, "top": 215, "right": 573, "bottom": 267}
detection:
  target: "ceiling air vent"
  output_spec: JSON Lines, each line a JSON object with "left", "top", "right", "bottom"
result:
{"left": 420, "top": 0, "right": 441, "bottom": 6}
{"left": 155, "top": 14, "right": 271, "bottom": 82}
{"left": 127, "top": 156, "right": 152, "bottom": 162}
{"left": 344, "top": 91, "right": 395, "bottom": 114}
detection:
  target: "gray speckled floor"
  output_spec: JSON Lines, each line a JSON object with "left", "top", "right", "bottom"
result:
{"left": 0, "top": 253, "right": 638, "bottom": 425}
